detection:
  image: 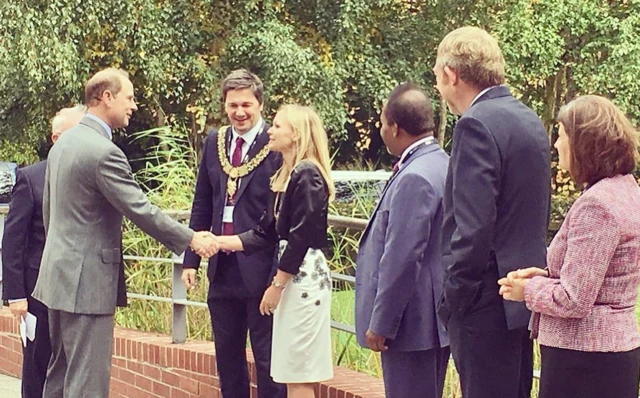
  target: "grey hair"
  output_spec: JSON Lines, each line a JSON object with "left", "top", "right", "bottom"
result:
{"left": 51, "top": 105, "right": 87, "bottom": 135}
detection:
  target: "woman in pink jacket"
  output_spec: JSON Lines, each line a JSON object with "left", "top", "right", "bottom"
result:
{"left": 499, "top": 95, "right": 640, "bottom": 398}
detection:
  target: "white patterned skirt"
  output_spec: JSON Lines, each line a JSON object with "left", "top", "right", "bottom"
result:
{"left": 271, "top": 240, "right": 334, "bottom": 383}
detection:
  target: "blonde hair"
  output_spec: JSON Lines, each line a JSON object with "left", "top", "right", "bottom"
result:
{"left": 270, "top": 104, "right": 335, "bottom": 201}
{"left": 436, "top": 26, "right": 505, "bottom": 89}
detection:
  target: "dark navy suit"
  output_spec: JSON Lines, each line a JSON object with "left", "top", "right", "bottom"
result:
{"left": 356, "top": 141, "right": 450, "bottom": 397}
{"left": 438, "top": 86, "right": 551, "bottom": 398}
{"left": 184, "top": 125, "right": 285, "bottom": 398}
{"left": 2, "top": 161, "right": 52, "bottom": 398}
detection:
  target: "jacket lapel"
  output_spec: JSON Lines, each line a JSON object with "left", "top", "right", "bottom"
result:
{"left": 233, "top": 124, "right": 271, "bottom": 202}
{"left": 361, "top": 142, "right": 440, "bottom": 240}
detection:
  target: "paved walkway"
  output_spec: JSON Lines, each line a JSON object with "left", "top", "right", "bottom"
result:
{"left": 0, "top": 373, "right": 21, "bottom": 397}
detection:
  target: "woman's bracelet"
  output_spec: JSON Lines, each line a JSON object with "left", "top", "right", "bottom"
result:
{"left": 271, "top": 278, "right": 286, "bottom": 290}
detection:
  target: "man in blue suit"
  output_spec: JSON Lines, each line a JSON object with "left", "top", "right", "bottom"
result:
{"left": 2, "top": 105, "right": 85, "bottom": 398}
{"left": 355, "top": 82, "right": 450, "bottom": 398}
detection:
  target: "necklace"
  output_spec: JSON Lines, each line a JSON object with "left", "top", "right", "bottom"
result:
{"left": 217, "top": 125, "right": 270, "bottom": 197}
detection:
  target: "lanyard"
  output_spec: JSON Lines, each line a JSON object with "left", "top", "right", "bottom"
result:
{"left": 399, "top": 136, "right": 436, "bottom": 168}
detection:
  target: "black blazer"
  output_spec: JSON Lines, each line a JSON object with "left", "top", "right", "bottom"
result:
{"left": 184, "top": 125, "right": 282, "bottom": 296}
{"left": 239, "top": 161, "right": 329, "bottom": 275}
{"left": 439, "top": 86, "right": 551, "bottom": 330}
{"left": 1, "top": 161, "right": 48, "bottom": 312}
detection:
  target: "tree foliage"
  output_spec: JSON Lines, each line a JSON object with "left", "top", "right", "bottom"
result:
{"left": 0, "top": 0, "right": 638, "bottom": 167}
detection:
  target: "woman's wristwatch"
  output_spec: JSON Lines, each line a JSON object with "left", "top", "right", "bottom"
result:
{"left": 271, "top": 279, "right": 286, "bottom": 290}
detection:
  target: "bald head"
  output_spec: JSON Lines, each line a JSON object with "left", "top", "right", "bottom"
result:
{"left": 383, "top": 83, "right": 435, "bottom": 136}
{"left": 51, "top": 105, "right": 86, "bottom": 142}
{"left": 84, "top": 68, "right": 129, "bottom": 107}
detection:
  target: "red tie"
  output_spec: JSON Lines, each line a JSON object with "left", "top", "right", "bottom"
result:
{"left": 223, "top": 137, "right": 244, "bottom": 236}
{"left": 232, "top": 136, "right": 244, "bottom": 167}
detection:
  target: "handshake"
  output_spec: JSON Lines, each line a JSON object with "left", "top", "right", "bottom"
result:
{"left": 189, "top": 231, "right": 221, "bottom": 258}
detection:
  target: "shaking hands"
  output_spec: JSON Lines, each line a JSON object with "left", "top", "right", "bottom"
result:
{"left": 182, "top": 231, "right": 219, "bottom": 291}
{"left": 189, "top": 231, "right": 220, "bottom": 258}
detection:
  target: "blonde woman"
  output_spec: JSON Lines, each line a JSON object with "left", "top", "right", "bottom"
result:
{"left": 216, "top": 104, "right": 335, "bottom": 398}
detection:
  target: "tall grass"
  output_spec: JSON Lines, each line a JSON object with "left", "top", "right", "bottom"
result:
{"left": 115, "top": 126, "right": 212, "bottom": 339}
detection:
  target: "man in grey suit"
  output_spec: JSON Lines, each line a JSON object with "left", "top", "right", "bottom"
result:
{"left": 31, "top": 68, "right": 217, "bottom": 398}
{"left": 2, "top": 105, "right": 85, "bottom": 398}
{"left": 355, "top": 82, "right": 450, "bottom": 398}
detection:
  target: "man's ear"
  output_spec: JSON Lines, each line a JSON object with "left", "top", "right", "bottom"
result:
{"left": 103, "top": 90, "right": 114, "bottom": 107}
{"left": 389, "top": 123, "right": 399, "bottom": 138}
{"left": 443, "top": 66, "right": 459, "bottom": 85}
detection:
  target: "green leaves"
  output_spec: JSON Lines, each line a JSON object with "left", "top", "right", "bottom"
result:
{"left": 0, "top": 0, "right": 638, "bottom": 166}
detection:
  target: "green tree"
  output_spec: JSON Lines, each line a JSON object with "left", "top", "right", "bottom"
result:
{"left": 0, "top": 0, "right": 638, "bottom": 169}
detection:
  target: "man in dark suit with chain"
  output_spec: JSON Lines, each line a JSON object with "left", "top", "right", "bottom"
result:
{"left": 434, "top": 27, "right": 551, "bottom": 398}
{"left": 181, "top": 69, "right": 285, "bottom": 398}
{"left": 2, "top": 105, "right": 85, "bottom": 398}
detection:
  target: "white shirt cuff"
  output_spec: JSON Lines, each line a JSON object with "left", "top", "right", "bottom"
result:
{"left": 8, "top": 298, "right": 27, "bottom": 303}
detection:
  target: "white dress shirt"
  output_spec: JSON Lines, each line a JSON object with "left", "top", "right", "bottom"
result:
{"left": 469, "top": 85, "right": 501, "bottom": 109}
{"left": 229, "top": 119, "right": 264, "bottom": 162}
{"left": 398, "top": 136, "right": 437, "bottom": 169}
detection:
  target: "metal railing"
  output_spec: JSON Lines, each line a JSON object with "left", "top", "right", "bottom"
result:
{"left": 0, "top": 206, "right": 366, "bottom": 343}
{"left": 0, "top": 204, "right": 555, "bottom": 382}
{"left": 124, "top": 213, "right": 366, "bottom": 343}
{"left": 0, "top": 204, "right": 560, "bottom": 346}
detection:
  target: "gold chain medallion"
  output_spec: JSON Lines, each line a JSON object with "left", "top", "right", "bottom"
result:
{"left": 217, "top": 125, "right": 270, "bottom": 197}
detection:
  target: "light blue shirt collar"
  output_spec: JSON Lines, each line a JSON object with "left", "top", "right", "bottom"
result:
{"left": 86, "top": 113, "right": 113, "bottom": 140}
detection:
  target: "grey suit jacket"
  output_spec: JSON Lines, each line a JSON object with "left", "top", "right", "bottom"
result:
{"left": 32, "top": 116, "right": 193, "bottom": 315}
{"left": 355, "top": 142, "right": 450, "bottom": 351}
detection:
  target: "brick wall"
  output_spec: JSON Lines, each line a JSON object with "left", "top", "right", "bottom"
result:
{"left": 0, "top": 307, "right": 385, "bottom": 397}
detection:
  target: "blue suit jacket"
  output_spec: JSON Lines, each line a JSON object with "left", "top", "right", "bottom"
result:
{"left": 438, "top": 86, "right": 551, "bottom": 330}
{"left": 1, "top": 161, "right": 48, "bottom": 312}
{"left": 355, "top": 142, "right": 449, "bottom": 351}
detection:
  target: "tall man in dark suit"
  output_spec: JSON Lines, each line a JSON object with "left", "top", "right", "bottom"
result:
{"left": 355, "top": 83, "right": 450, "bottom": 398}
{"left": 434, "top": 27, "right": 551, "bottom": 398}
{"left": 31, "top": 68, "right": 217, "bottom": 398}
{"left": 181, "top": 69, "right": 286, "bottom": 398}
{"left": 2, "top": 105, "right": 85, "bottom": 398}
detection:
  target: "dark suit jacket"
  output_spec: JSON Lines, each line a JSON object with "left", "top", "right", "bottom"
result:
{"left": 184, "top": 125, "right": 282, "bottom": 297}
{"left": 356, "top": 142, "right": 450, "bottom": 351}
{"left": 439, "top": 86, "right": 551, "bottom": 330}
{"left": 1, "top": 161, "right": 47, "bottom": 313}
{"left": 239, "top": 161, "right": 329, "bottom": 275}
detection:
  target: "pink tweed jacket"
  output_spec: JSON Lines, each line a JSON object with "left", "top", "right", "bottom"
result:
{"left": 525, "top": 174, "right": 640, "bottom": 352}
